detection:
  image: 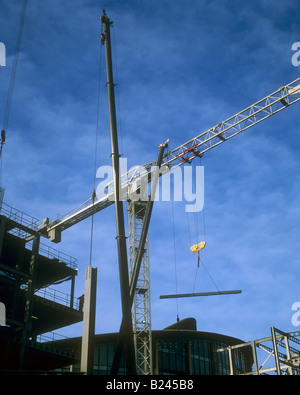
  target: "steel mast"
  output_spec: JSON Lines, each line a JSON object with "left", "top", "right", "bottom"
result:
{"left": 100, "top": 10, "right": 136, "bottom": 375}
{"left": 128, "top": 140, "right": 168, "bottom": 374}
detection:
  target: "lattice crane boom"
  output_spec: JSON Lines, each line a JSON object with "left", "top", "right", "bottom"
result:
{"left": 41, "top": 77, "right": 300, "bottom": 242}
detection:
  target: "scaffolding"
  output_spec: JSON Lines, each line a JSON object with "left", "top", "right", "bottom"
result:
{"left": 217, "top": 327, "right": 300, "bottom": 375}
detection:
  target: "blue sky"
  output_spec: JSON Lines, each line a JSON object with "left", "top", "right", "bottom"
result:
{"left": 0, "top": 0, "right": 300, "bottom": 344}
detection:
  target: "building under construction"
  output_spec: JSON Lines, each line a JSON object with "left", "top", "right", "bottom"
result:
{"left": 0, "top": 202, "right": 83, "bottom": 372}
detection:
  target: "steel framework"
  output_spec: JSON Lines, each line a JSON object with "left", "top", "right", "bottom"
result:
{"left": 128, "top": 201, "right": 153, "bottom": 375}
{"left": 217, "top": 327, "right": 300, "bottom": 375}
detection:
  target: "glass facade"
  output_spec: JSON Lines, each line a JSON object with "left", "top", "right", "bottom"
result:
{"left": 93, "top": 342, "right": 126, "bottom": 375}
{"left": 55, "top": 330, "right": 251, "bottom": 375}
{"left": 155, "top": 333, "right": 249, "bottom": 375}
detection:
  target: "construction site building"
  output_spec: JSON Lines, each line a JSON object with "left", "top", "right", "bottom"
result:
{"left": 0, "top": 202, "right": 83, "bottom": 372}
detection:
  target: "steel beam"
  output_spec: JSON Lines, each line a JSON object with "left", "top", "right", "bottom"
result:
{"left": 160, "top": 290, "right": 242, "bottom": 299}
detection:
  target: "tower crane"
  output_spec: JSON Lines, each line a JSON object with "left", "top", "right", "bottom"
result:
{"left": 38, "top": 11, "right": 300, "bottom": 375}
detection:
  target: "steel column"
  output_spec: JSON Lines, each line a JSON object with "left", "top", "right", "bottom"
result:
{"left": 81, "top": 265, "right": 97, "bottom": 375}
{"left": 19, "top": 233, "right": 40, "bottom": 369}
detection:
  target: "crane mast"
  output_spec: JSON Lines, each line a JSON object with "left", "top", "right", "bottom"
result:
{"left": 128, "top": 201, "right": 152, "bottom": 374}
{"left": 100, "top": 10, "right": 136, "bottom": 375}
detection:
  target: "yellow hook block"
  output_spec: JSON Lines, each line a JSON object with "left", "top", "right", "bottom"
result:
{"left": 190, "top": 241, "right": 206, "bottom": 253}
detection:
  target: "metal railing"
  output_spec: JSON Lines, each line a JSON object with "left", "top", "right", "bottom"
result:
{"left": 35, "top": 286, "right": 80, "bottom": 310}
{"left": 38, "top": 243, "right": 77, "bottom": 270}
{"left": 0, "top": 202, "right": 39, "bottom": 231}
{"left": 0, "top": 201, "right": 77, "bottom": 270}
{"left": 24, "top": 239, "right": 78, "bottom": 270}
{"left": 36, "top": 331, "right": 69, "bottom": 343}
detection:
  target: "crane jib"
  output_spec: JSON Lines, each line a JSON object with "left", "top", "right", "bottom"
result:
{"left": 42, "top": 78, "right": 300, "bottom": 240}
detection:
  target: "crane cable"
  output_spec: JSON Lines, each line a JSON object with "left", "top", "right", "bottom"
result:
{"left": 1, "top": 0, "right": 28, "bottom": 162}
{"left": 171, "top": 196, "right": 180, "bottom": 322}
{"left": 89, "top": 26, "right": 104, "bottom": 267}
{"left": 166, "top": 145, "right": 180, "bottom": 322}
{"left": 186, "top": 159, "right": 220, "bottom": 293}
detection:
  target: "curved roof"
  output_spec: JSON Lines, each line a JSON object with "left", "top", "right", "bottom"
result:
{"left": 51, "top": 317, "right": 248, "bottom": 349}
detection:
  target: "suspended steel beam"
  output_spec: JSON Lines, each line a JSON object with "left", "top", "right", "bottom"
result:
{"left": 160, "top": 290, "right": 242, "bottom": 299}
